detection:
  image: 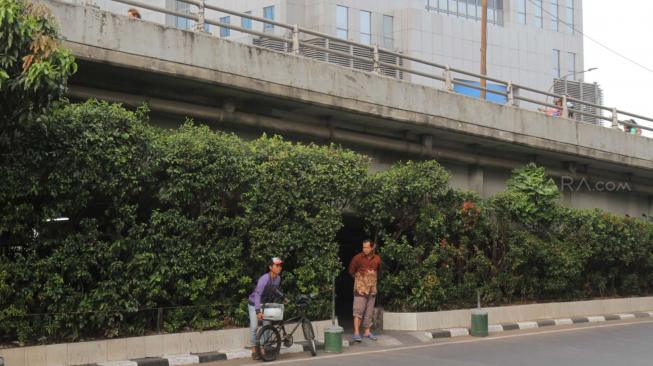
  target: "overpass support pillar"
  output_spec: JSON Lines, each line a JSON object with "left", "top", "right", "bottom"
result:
{"left": 468, "top": 165, "right": 485, "bottom": 198}
{"left": 420, "top": 134, "right": 433, "bottom": 154}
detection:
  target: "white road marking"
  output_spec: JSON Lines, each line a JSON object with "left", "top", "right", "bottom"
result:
{"left": 165, "top": 354, "right": 200, "bottom": 365}
{"left": 587, "top": 316, "right": 606, "bottom": 323}
{"left": 553, "top": 318, "right": 573, "bottom": 325}
{"left": 517, "top": 321, "right": 538, "bottom": 330}
{"left": 488, "top": 324, "right": 504, "bottom": 333}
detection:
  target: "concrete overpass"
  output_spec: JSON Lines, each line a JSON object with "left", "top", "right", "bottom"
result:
{"left": 42, "top": 0, "right": 653, "bottom": 217}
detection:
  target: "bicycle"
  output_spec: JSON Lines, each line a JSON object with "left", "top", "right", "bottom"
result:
{"left": 255, "top": 293, "right": 317, "bottom": 362}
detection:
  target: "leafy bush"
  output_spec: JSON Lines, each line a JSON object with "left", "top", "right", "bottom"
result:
{"left": 364, "top": 162, "right": 653, "bottom": 312}
{"left": 359, "top": 161, "right": 496, "bottom": 311}
{"left": 0, "top": 100, "right": 368, "bottom": 343}
{"left": 0, "top": 0, "right": 76, "bottom": 123}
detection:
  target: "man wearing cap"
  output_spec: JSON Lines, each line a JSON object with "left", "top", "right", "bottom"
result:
{"left": 248, "top": 257, "right": 284, "bottom": 359}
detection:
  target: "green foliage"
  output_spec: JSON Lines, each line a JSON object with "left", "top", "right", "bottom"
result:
{"left": 359, "top": 161, "right": 494, "bottom": 311}
{"left": 0, "top": 100, "right": 158, "bottom": 342}
{"left": 241, "top": 136, "right": 368, "bottom": 319}
{"left": 0, "top": 100, "right": 368, "bottom": 344}
{"left": 364, "top": 161, "right": 653, "bottom": 312}
{"left": 492, "top": 163, "right": 560, "bottom": 231}
{"left": 0, "top": 0, "right": 76, "bottom": 123}
{"left": 558, "top": 209, "right": 653, "bottom": 297}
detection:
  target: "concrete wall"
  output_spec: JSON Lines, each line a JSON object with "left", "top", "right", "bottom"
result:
{"left": 383, "top": 296, "right": 653, "bottom": 331}
{"left": 0, "top": 320, "right": 332, "bottom": 366}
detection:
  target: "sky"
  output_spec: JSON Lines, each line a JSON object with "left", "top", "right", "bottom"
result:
{"left": 582, "top": 1, "right": 653, "bottom": 131}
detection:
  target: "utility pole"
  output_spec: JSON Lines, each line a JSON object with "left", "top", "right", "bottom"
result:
{"left": 480, "top": 0, "right": 488, "bottom": 100}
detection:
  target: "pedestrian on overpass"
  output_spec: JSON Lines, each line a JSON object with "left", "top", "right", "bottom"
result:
{"left": 348, "top": 239, "right": 382, "bottom": 342}
{"left": 127, "top": 8, "right": 141, "bottom": 19}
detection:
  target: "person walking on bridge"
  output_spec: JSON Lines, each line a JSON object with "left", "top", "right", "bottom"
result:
{"left": 348, "top": 239, "right": 381, "bottom": 342}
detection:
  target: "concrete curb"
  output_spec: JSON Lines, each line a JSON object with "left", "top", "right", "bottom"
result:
{"left": 425, "top": 310, "right": 653, "bottom": 339}
{"left": 81, "top": 340, "right": 353, "bottom": 366}
{"left": 87, "top": 344, "right": 305, "bottom": 366}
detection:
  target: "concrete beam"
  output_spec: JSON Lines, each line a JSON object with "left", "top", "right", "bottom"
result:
{"left": 68, "top": 86, "right": 653, "bottom": 196}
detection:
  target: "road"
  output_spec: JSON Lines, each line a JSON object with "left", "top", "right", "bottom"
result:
{"left": 216, "top": 319, "right": 653, "bottom": 366}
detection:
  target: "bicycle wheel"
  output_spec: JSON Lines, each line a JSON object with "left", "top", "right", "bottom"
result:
{"left": 256, "top": 324, "right": 281, "bottom": 362}
{"left": 302, "top": 320, "right": 317, "bottom": 357}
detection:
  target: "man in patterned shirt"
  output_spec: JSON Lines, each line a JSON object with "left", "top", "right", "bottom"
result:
{"left": 348, "top": 239, "right": 381, "bottom": 342}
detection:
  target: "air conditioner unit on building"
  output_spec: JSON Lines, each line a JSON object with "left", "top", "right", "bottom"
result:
{"left": 553, "top": 79, "right": 604, "bottom": 125}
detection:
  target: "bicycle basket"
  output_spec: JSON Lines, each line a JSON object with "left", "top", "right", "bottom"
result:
{"left": 262, "top": 303, "right": 284, "bottom": 321}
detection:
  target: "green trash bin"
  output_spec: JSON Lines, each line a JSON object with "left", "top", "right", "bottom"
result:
{"left": 323, "top": 326, "right": 343, "bottom": 353}
{"left": 470, "top": 309, "right": 488, "bottom": 337}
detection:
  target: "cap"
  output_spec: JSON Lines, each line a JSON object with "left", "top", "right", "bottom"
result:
{"left": 271, "top": 257, "right": 284, "bottom": 265}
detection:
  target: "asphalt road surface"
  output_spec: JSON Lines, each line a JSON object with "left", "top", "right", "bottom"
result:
{"left": 221, "top": 319, "right": 653, "bottom": 366}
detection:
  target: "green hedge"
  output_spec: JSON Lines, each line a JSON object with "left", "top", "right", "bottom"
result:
{"left": 0, "top": 100, "right": 368, "bottom": 343}
{"left": 363, "top": 163, "right": 653, "bottom": 312}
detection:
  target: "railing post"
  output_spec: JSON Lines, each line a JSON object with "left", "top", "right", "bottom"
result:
{"left": 195, "top": 0, "right": 206, "bottom": 32}
{"left": 507, "top": 82, "right": 515, "bottom": 106}
{"left": 611, "top": 107, "right": 619, "bottom": 128}
{"left": 157, "top": 308, "right": 163, "bottom": 333}
{"left": 291, "top": 24, "right": 300, "bottom": 55}
{"left": 562, "top": 95, "right": 569, "bottom": 118}
{"left": 373, "top": 44, "right": 381, "bottom": 74}
{"left": 443, "top": 66, "right": 453, "bottom": 91}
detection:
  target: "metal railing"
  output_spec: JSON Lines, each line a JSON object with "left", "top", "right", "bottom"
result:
{"left": 107, "top": 0, "right": 653, "bottom": 136}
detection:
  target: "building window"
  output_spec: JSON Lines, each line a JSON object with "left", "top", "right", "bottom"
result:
{"left": 382, "top": 15, "right": 394, "bottom": 49}
{"left": 457, "top": 0, "right": 467, "bottom": 17}
{"left": 551, "top": 0, "right": 559, "bottom": 31}
{"left": 566, "top": 0, "right": 574, "bottom": 34}
{"left": 242, "top": 11, "right": 252, "bottom": 29}
{"left": 449, "top": 0, "right": 457, "bottom": 14}
{"left": 516, "top": 0, "right": 526, "bottom": 24}
{"left": 487, "top": 0, "right": 495, "bottom": 24}
{"left": 263, "top": 6, "right": 274, "bottom": 31}
{"left": 552, "top": 49, "right": 561, "bottom": 78}
{"left": 487, "top": 0, "right": 504, "bottom": 25}
{"left": 467, "top": 0, "right": 477, "bottom": 18}
{"left": 534, "top": 0, "right": 542, "bottom": 28}
{"left": 427, "top": 0, "right": 503, "bottom": 25}
{"left": 360, "top": 10, "right": 371, "bottom": 45}
{"left": 175, "top": 0, "right": 189, "bottom": 29}
{"left": 567, "top": 52, "right": 576, "bottom": 80}
{"left": 437, "top": 0, "right": 447, "bottom": 12}
{"left": 336, "top": 5, "right": 348, "bottom": 39}
{"left": 220, "top": 16, "right": 230, "bottom": 37}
